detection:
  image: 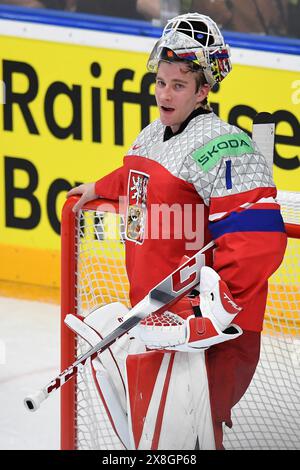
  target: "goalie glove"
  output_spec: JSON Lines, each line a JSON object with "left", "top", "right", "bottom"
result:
{"left": 136, "top": 266, "right": 243, "bottom": 352}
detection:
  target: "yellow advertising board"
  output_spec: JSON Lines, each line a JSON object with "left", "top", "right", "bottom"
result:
{"left": 0, "top": 30, "right": 299, "bottom": 299}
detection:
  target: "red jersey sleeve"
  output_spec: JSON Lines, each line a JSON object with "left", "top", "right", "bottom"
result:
{"left": 208, "top": 182, "right": 287, "bottom": 332}
{"left": 95, "top": 165, "right": 126, "bottom": 201}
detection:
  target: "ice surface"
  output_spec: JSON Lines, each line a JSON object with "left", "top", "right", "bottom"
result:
{"left": 0, "top": 297, "right": 60, "bottom": 450}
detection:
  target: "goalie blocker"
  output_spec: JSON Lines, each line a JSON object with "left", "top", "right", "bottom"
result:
{"left": 65, "top": 266, "right": 242, "bottom": 449}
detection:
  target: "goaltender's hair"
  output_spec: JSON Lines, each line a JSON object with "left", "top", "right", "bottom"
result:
{"left": 184, "top": 61, "right": 211, "bottom": 111}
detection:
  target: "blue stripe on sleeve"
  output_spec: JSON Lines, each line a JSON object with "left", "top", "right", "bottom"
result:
{"left": 209, "top": 209, "right": 286, "bottom": 240}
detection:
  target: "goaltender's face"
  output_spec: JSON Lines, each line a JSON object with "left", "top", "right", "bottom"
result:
{"left": 155, "top": 61, "right": 210, "bottom": 134}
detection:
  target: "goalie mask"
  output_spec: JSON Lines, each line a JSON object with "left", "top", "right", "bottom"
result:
{"left": 147, "top": 13, "right": 232, "bottom": 87}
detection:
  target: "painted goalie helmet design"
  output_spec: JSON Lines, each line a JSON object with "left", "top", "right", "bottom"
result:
{"left": 147, "top": 13, "right": 232, "bottom": 87}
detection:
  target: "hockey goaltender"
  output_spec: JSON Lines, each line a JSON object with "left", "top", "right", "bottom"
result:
{"left": 66, "top": 12, "right": 287, "bottom": 450}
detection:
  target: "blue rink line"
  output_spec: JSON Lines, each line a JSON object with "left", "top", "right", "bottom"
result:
{"left": 0, "top": 4, "right": 300, "bottom": 56}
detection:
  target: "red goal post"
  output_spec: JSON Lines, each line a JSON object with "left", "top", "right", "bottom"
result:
{"left": 60, "top": 192, "right": 300, "bottom": 450}
{"left": 61, "top": 198, "right": 124, "bottom": 450}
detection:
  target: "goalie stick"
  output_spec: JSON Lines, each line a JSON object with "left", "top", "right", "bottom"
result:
{"left": 24, "top": 240, "right": 214, "bottom": 412}
{"left": 24, "top": 111, "right": 275, "bottom": 413}
{"left": 252, "top": 112, "right": 275, "bottom": 175}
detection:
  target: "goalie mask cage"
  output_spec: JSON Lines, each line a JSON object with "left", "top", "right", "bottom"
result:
{"left": 61, "top": 191, "right": 300, "bottom": 450}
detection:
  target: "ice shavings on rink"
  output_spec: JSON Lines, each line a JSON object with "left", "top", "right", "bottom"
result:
{"left": 0, "top": 297, "right": 60, "bottom": 450}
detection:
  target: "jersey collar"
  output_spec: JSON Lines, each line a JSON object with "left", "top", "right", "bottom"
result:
{"left": 163, "top": 107, "right": 212, "bottom": 142}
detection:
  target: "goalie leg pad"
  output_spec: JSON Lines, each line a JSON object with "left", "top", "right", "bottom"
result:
{"left": 64, "top": 302, "right": 145, "bottom": 448}
{"left": 125, "top": 350, "right": 215, "bottom": 450}
{"left": 91, "top": 363, "right": 131, "bottom": 449}
{"left": 65, "top": 302, "right": 145, "bottom": 408}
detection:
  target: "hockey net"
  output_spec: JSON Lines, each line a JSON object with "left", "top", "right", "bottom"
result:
{"left": 61, "top": 191, "right": 300, "bottom": 450}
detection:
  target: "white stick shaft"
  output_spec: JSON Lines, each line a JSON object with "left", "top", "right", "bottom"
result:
{"left": 252, "top": 112, "right": 275, "bottom": 175}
